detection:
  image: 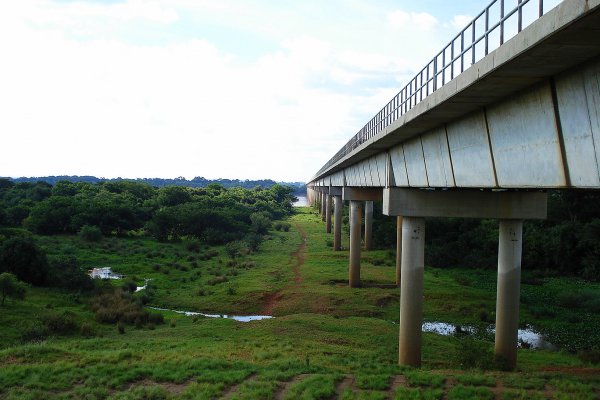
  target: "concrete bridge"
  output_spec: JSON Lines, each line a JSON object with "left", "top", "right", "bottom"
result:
{"left": 307, "top": 0, "right": 600, "bottom": 369}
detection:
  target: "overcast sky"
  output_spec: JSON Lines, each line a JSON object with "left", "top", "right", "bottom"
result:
{"left": 0, "top": 0, "right": 560, "bottom": 182}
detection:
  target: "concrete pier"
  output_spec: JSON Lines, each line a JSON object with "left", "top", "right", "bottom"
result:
{"left": 398, "top": 216, "right": 425, "bottom": 367}
{"left": 495, "top": 219, "right": 523, "bottom": 369}
{"left": 364, "top": 201, "right": 373, "bottom": 250}
{"left": 320, "top": 192, "right": 326, "bottom": 222}
{"left": 396, "top": 216, "right": 403, "bottom": 286}
{"left": 333, "top": 195, "right": 342, "bottom": 251}
{"left": 326, "top": 195, "right": 332, "bottom": 233}
{"left": 349, "top": 200, "right": 362, "bottom": 288}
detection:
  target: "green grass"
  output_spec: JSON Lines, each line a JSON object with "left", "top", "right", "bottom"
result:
{"left": 0, "top": 207, "right": 599, "bottom": 399}
{"left": 448, "top": 384, "right": 494, "bottom": 400}
{"left": 455, "top": 373, "right": 496, "bottom": 387}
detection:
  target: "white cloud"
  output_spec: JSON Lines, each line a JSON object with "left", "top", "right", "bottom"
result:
{"left": 450, "top": 14, "right": 473, "bottom": 30}
{"left": 387, "top": 10, "right": 438, "bottom": 32}
{"left": 0, "top": 0, "right": 469, "bottom": 182}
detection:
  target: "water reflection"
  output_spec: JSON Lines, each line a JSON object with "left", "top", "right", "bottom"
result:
{"left": 148, "top": 306, "right": 273, "bottom": 322}
{"left": 293, "top": 196, "right": 308, "bottom": 207}
{"left": 422, "top": 321, "right": 557, "bottom": 350}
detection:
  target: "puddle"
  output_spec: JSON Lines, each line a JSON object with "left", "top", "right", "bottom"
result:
{"left": 422, "top": 321, "right": 557, "bottom": 350}
{"left": 135, "top": 279, "right": 152, "bottom": 292}
{"left": 148, "top": 306, "right": 273, "bottom": 323}
{"left": 88, "top": 267, "right": 123, "bottom": 280}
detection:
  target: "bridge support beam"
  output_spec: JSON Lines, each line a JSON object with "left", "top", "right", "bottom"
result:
{"left": 343, "top": 188, "right": 383, "bottom": 288}
{"left": 326, "top": 195, "right": 332, "bottom": 233}
{"left": 396, "top": 216, "right": 403, "bottom": 286}
{"left": 349, "top": 200, "right": 362, "bottom": 288}
{"left": 333, "top": 195, "right": 343, "bottom": 251}
{"left": 364, "top": 201, "right": 373, "bottom": 251}
{"left": 495, "top": 219, "right": 523, "bottom": 369}
{"left": 320, "top": 192, "right": 326, "bottom": 222}
{"left": 384, "top": 188, "right": 546, "bottom": 368}
{"left": 398, "top": 216, "right": 425, "bottom": 367}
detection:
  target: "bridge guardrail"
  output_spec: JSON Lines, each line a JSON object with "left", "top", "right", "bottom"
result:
{"left": 315, "top": 0, "right": 556, "bottom": 179}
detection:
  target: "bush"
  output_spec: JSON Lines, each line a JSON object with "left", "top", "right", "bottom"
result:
{"left": 46, "top": 255, "right": 94, "bottom": 292}
{"left": 40, "top": 310, "right": 79, "bottom": 335}
{"left": 78, "top": 225, "right": 103, "bottom": 242}
{"left": 148, "top": 312, "right": 164, "bottom": 325}
{"left": 578, "top": 347, "right": 600, "bottom": 365}
{"left": 245, "top": 233, "right": 263, "bottom": 252}
{"left": 0, "top": 272, "right": 26, "bottom": 306}
{"left": 225, "top": 241, "right": 246, "bottom": 259}
{"left": 122, "top": 280, "right": 137, "bottom": 293}
{"left": 80, "top": 322, "right": 96, "bottom": 337}
{"left": 250, "top": 212, "right": 271, "bottom": 235}
{"left": 273, "top": 221, "right": 291, "bottom": 232}
{"left": 91, "top": 290, "right": 157, "bottom": 325}
{"left": 207, "top": 276, "right": 228, "bottom": 286}
{"left": 454, "top": 338, "right": 494, "bottom": 370}
{"left": 0, "top": 236, "right": 49, "bottom": 285}
{"left": 21, "top": 322, "right": 49, "bottom": 342}
{"left": 184, "top": 239, "right": 202, "bottom": 253}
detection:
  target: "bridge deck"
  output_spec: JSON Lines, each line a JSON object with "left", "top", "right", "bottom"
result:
{"left": 312, "top": 0, "right": 600, "bottom": 187}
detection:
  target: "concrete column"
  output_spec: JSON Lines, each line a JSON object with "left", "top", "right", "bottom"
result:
{"left": 364, "top": 201, "right": 373, "bottom": 251}
{"left": 320, "top": 193, "right": 326, "bottom": 221}
{"left": 333, "top": 196, "right": 342, "bottom": 251}
{"left": 396, "top": 216, "right": 403, "bottom": 286}
{"left": 349, "top": 200, "right": 362, "bottom": 288}
{"left": 399, "top": 217, "right": 425, "bottom": 367}
{"left": 315, "top": 191, "right": 320, "bottom": 212}
{"left": 494, "top": 219, "right": 523, "bottom": 370}
{"left": 325, "top": 195, "right": 332, "bottom": 233}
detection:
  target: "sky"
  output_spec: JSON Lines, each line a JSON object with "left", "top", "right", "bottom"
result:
{"left": 0, "top": 0, "right": 559, "bottom": 182}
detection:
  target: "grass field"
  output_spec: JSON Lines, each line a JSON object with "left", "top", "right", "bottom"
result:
{"left": 0, "top": 207, "right": 599, "bottom": 399}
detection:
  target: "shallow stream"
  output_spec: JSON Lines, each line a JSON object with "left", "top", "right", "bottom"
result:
{"left": 422, "top": 321, "right": 557, "bottom": 350}
{"left": 147, "top": 306, "right": 273, "bottom": 323}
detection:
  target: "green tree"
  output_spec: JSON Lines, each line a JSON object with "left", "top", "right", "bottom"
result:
{"left": 78, "top": 225, "right": 103, "bottom": 242}
{"left": 0, "top": 237, "right": 49, "bottom": 285}
{"left": 250, "top": 212, "right": 271, "bottom": 234}
{"left": 157, "top": 186, "right": 191, "bottom": 207}
{"left": 47, "top": 255, "right": 94, "bottom": 291}
{"left": 0, "top": 272, "right": 26, "bottom": 306}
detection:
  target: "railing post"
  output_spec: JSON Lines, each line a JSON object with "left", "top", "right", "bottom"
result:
{"left": 460, "top": 31, "right": 464, "bottom": 72}
{"left": 451, "top": 41, "right": 455, "bottom": 80}
{"left": 518, "top": 0, "right": 523, "bottom": 32}
{"left": 472, "top": 20, "right": 476, "bottom": 66}
{"left": 433, "top": 57, "right": 438, "bottom": 91}
{"left": 442, "top": 50, "right": 446, "bottom": 85}
{"left": 500, "top": 0, "right": 505, "bottom": 45}
{"left": 485, "top": 7, "right": 489, "bottom": 56}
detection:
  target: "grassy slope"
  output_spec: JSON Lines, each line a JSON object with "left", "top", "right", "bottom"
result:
{"left": 0, "top": 207, "right": 599, "bottom": 399}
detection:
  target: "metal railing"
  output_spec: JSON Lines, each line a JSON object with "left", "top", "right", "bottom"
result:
{"left": 314, "top": 0, "right": 555, "bottom": 178}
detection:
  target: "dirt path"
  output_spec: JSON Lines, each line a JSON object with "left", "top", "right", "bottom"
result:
{"left": 221, "top": 373, "right": 257, "bottom": 399}
{"left": 290, "top": 222, "right": 307, "bottom": 284}
{"left": 261, "top": 221, "right": 308, "bottom": 315}
{"left": 274, "top": 374, "right": 311, "bottom": 400}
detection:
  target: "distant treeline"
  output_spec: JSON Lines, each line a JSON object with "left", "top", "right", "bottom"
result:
{"left": 0, "top": 179, "right": 296, "bottom": 245}
{"left": 3, "top": 176, "right": 307, "bottom": 195}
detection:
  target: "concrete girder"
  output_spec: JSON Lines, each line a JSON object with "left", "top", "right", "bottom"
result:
{"left": 342, "top": 187, "right": 383, "bottom": 202}
{"left": 383, "top": 188, "right": 547, "bottom": 219}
